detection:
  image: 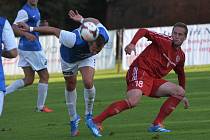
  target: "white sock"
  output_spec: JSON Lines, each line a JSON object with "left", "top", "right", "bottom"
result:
{"left": 84, "top": 86, "right": 96, "bottom": 115}
{"left": 0, "top": 92, "right": 5, "bottom": 116}
{"left": 5, "top": 79, "right": 25, "bottom": 95}
{"left": 37, "top": 83, "right": 48, "bottom": 110}
{"left": 65, "top": 89, "right": 77, "bottom": 121}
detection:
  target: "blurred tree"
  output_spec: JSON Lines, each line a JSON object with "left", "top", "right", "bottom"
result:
{"left": 0, "top": 0, "right": 107, "bottom": 30}
{"left": 0, "top": 0, "right": 25, "bottom": 22}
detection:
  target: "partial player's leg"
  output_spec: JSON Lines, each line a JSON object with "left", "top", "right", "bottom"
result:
{"left": 80, "top": 66, "right": 95, "bottom": 116}
{"left": 6, "top": 66, "right": 34, "bottom": 95}
{"left": 61, "top": 59, "right": 82, "bottom": 136}
{"left": 64, "top": 74, "right": 81, "bottom": 136}
{"left": 0, "top": 91, "right": 5, "bottom": 116}
{"left": 93, "top": 67, "right": 147, "bottom": 132}
{"left": 78, "top": 56, "right": 101, "bottom": 137}
{"left": 6, "top": 50, "right": 35, "bottom": 95}
{"left": 94, "top": 89, "right": 142, "bottom": 125}
{"left": 149, "top": 80, "right": 186, "bottom": 132}
{"left": 36, "top": 68, "right": 52, "bottom": 112}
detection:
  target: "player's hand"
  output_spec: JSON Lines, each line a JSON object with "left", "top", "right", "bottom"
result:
{"left": 17, "top": 22, "right": 30, "bottom": 31}
{"left": 182, "top": 97, "right": 189, "bottom": 109}
{"left": 124, "top": 43, "right": 136, "bottom": 55}
{"left": 17, "top": 22, "right": 36, "bottom": 41}
{"left": 68, "top": 10, "right": 84, "bottom": 23}
{"left": 24, "top": 32, "right": 37, "bottom": 41}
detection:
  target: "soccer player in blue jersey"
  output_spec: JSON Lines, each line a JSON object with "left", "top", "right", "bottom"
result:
{"left": 0, "top": 17, "right": 18, "bottom": 116}
{"left": 5, "top": 0, "right": 53, "bottom": 113}
{"left": 18, "top": 10, "right": 109, "bottom": 137}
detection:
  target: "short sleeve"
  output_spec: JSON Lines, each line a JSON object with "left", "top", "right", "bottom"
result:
{"left": 13, "top": 9, "right": 28, "bottom": 24}
{"left": 97, "top": 23, "right": 109, "bottom": 43}
{"left": 2, "top": 20, "right": 18, "bottom": 50}
{"left": 59, "top": 30, "right": 76, "bottom": 48}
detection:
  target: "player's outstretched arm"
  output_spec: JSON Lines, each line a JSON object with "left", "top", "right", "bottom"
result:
{"left": 130, "top": 28, "right": 148, "bottom": 45}
{"left": 33, "top": 26, "right": 61, "bottom": 38}
{"left": 124, "top": 28, "right": 149, "bottom": 55}
{"left": 17, "top": 22, "right": 61, "bottom": 38}
{"left": 68, "top": 10, "right": 100, "bottom": 24}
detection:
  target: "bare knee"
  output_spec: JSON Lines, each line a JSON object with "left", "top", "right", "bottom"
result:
{"left": 66, "top": 80, "right": 76, "bottom": 91}
{"left": 172, "top": 85, "right": 185, "bottom": 97}
{"left": 39, "top": 74, "right": 49, "bottom": 83}
{"left": 23, "top": 78, "right": 34, "bottom": 86}
{"left": 38, "top": 70, "right": 49, "bottom": 83}
{"left": 127, "top": 89, "right": 142, "bottom": 107}
{"left": 66, "top": 82, "right": 76, "bottom": 91}
{"left": 128, "top": 98, "right": 139, "bottom": 107}
{"left": 83, "top": 79, "right": 93, "bottom": 89}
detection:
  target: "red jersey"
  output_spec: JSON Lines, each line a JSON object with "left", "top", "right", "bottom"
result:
{"left": 130, "top": 29, "right": 185, "bottom": 89}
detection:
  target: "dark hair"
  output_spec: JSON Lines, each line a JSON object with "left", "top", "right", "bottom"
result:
{"left": 173, "top": 22, "right": 188, "bottom": 36}
{"left": 96, "top": 34, "right": 106, "bottom": 49}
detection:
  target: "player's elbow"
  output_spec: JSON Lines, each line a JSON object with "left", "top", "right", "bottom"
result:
{"left": 53, "top": 28, "right": 61, "bottom": 38}
{"left": 8, "top": 49, "right": 18, "bottom": 58}
{"left": 138, "top": 28, "right": 148, "bottom": 33}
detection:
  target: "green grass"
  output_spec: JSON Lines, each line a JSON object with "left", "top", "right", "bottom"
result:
{"left": 1, "top": 66, "right": 210, "bottom": 140}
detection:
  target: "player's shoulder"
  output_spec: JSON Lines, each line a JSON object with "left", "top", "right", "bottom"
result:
{"left": 0, "top": 17, "right": 5, "bottom": 26}
{"left": 153, "top": 30, "right": 171, "bottom": 40}
{"left": 17, "top": 9, "right": 28, "bottom": 16}
{"left": 72, "top": 28, "right": 83, "bottom": 39}
{"left": 177, "top": 47, "right": 185, "bottom": 60}
{"left": 0, "top": 17, "right": 7, "bottom": 27}
{"left": 96, "top": 23, "right": 109, "bottom": 42}
{"left": 180, "top": 48, "right": 185, "bottom": 56}
{"left": 72, "top": 27, "right": 80, "bottom": 34}
{"left": 0, "top": 16, "right": 6, "bottom": 21}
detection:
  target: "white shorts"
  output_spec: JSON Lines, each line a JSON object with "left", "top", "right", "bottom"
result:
{"left": 61, "top": 55, "right": 96, "bottom": 76}
{"left": 18, "top": 49, "right": 47, "bottom": 71}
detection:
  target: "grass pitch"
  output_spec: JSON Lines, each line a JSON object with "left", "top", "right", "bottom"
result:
{"left": 1, "top": 67, "right": 210, "bottom": 140}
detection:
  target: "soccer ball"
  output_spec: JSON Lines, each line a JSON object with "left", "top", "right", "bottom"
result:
{"left": 80, "top": 21, "right": 99, "bottom": 41}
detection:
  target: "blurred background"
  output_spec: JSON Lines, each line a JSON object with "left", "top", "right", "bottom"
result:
{"left": 1, "top": 0, "right": 210, "bottom": 75}
{"left": 1, "top": 0, "right": 210, "bottom": 30}
{"left": 1, "top": 1, "right": 210, "bottom": 140}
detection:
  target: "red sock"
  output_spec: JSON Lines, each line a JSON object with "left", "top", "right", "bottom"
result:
{"left": 93, "top": 100, "right": 131, "bottom": 124}
{"left": 153, "top": 96, "right": 182, "bottom": 125}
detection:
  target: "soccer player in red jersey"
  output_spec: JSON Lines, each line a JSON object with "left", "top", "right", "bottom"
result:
{"left": 93, "top": 22, "right": 190, "bottom": 133}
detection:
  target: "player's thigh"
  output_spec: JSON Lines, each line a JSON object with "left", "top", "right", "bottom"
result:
{"left": 154, "top": 81, "right": 185, "bottom": 97}
{"left": 79, "top": 66, "right": 94, "bottom": 88}
{"left": 60, "top": 58, "right": 79, "bottom": 76}
{"left": 126, "top": 67, "right": 153, "bottom": 96}
{"left": 60, "top": 59, "right": 78, "bottom": 90}
{"left": 78, "top": 56, "right": 95, "bottom": 88}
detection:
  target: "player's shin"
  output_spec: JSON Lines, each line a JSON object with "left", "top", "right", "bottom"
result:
{"left": 5, "top": 79, "right": 25, "bottom": 95}
{"left": 84, "top": 86, "right": 96, "bottom": 115}
{"left": 93, "top": 99, "right": 131, "bottom": 124}
{"left": 65, "top": 89, "right": 78, "bottom": 121}
{"left": 37, "top": 83, "right": 48, "bottom": 110}
{"left": 153, "top": 95, "right": 183, "bottom": 125}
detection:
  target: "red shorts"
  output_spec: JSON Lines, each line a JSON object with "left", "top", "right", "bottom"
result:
{"left": 126, "top": 66, "right": 167, "bottom": 97}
